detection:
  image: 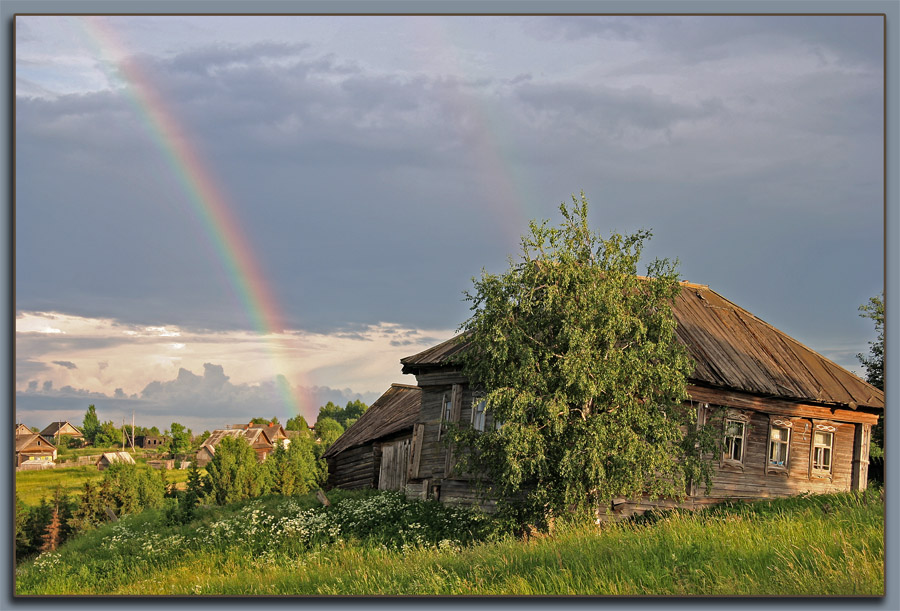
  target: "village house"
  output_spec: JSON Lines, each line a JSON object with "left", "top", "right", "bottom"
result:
{"left": 348, "top": 281, "right": 886, "bottom": 517}
{"left": 40, "top": 421, "right": 83, "bottom": 440}
{"left": 96, "top": 451, "right": 136, "bottom": 471}
{"left": 195, "top": 428, "right": 274, "bottom": 467}
{"left": 15, "top": 432, "right": 57, "bottom": 468}
{"left": 15, "top": 423, "right": 33, "bottom": 436}
{"left": 230, "top": 422, "right": 290, "bottom": 447}
{"left": 324, "top": 384, "right": 422, "bottom": 491}
{"left": 133, "top": 435, "right": 170, "bottom": 449}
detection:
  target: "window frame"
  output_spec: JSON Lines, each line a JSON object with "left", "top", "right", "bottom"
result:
{"left": 437, "top": 392, "right": 452, "bottom": 441}
{"left": 721, "top": 409, "right": 751, "bottom": 468}
{"left": 810, "top": 422, "right": 836, "bottom": 478}
{"left": 766, "top": 416, "right": 793, "bottom": 473}
{"left": 471, "top": 395, "right": 487, "bottom": 432}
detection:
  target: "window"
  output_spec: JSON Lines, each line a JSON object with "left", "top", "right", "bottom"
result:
{"left": 437, "top": 393, "right": 452, "bottom": 440}
{"left": 471, "top": 397, "right": 487, "bottom": 432}
{"left": 768, "top": 426, "right": 791, "bottom": 468}
{"left": 724, "top": 419, "right": 746, "bottom": 462}
{"left": 812, "top": 430, "right": 834, "bottom": 474}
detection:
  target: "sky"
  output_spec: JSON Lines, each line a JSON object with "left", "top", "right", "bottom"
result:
{"left": 14, "top": 14, "right": 885, "bottom": 434}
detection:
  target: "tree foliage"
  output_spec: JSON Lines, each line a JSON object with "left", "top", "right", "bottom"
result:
{"left": 285, "top": 414, "right": 312, "bottom": 437}
{"left": 857, "top": 292, "right": 884, "bottom": 457}
{"left": 204, "top": 436, "right": 270, "bottom": 505}
{"left": 82, "top": 405, "right": 100, "bottom": 444}
{"left": 168, "top": 422, "right": 192, "bottom": 457}
{"left": 316, "top": 400, "right": 368, "bottom": 429}
{"left": 266, "top": 437, "right": 324, "bottom": 496}
{"left": 314, "top": 417, "right": 344, "bottom": 449}
{"left": 452, "top": 194, "right": 718, "bottom": 525}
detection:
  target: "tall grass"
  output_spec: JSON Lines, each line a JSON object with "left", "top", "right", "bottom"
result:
{"left": 16, "top": 489, "right": 883, "bottom": 596}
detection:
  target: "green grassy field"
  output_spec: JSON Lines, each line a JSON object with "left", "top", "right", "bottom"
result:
{"left": 15, "top": 488, "right": 884, "bottom": 596}
{"left": 15, "top": 465, "right": 194, "bottom": 507}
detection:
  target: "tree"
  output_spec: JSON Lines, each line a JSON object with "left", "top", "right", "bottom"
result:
{"left": 285, "top": 414, "right": 312, "bottom": 437}
{"left": 315, "top": 400, "right": 368, "bottom": 429}
{"left": 857, "top": 293, "right": 884, "bottom": 457}
{"left": 314, "top": 417, "right": 344, "bottom": 449}
{"left": 452, "top": 194, "right": 718, "bottom": 526}
{"left": 93, "top": 420, "right": 121, "bottom": 447}
{"left": 267, "top": 436, "right": 324, "bottom": 496}
{"left": 204, "top": 436, "right": 270, "bottom": 505}
{"left": 82, "top": 405, "right": 100, "bottom": 444}
{"left": 250, "top": 416, "right": 279, "bottom": 425}
{"left": 168, "top": 422, "right": 192, "bottom": 457}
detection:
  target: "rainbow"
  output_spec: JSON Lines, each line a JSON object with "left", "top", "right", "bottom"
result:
{"left": 79, "top": 16, "right": 313, "bottom": 421}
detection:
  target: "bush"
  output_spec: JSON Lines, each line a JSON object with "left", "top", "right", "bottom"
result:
{"left": 205, "top": 436, "right": 270, "bottom": 505}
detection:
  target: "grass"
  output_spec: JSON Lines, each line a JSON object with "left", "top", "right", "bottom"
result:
{"left": 15, "top": 465, "right": 195, "bottom": 507}
{"left": 15, "top": 488, "right": 884, "bottom": 596}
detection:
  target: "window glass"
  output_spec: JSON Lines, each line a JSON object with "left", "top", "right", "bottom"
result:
{"left": 768, "top": 426, "right": 790, "bottom": 467}
{"left": 472, "top": 399, "right": 486, "bottom": 432}
{"left": 813, "top": 431, "right": 833, "bottom": 472}
{"left": 724, "top": 419, "right": 745, "bottom": 462}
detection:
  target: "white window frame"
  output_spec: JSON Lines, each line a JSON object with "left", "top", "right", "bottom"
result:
{"left": 811, "top": 424, "right": 835, "bottom": 477}
{"left": 767, "top": 419, "right": 792, "bottom": 471}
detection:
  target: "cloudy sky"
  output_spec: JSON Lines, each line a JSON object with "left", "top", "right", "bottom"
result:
{"left": 15, "top": 14, "right": 884, "bottom": 433}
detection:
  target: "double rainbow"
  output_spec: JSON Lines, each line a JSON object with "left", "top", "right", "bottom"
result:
{"left": 80, "top": 16, "right": 311, "bottom": 420}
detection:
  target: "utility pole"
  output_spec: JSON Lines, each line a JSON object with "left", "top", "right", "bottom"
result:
{"left": 131, "top": 411, "right": 135, "bottom": 451}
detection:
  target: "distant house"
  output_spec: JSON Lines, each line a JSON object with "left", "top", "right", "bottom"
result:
{"left": 96, "top": 451, "right": 136, "bottom": 471}
{"left": 324, "top": 384, "right": 422, "bottom": 491}
{"left": 15, "top": 433, "right": 57, "bottom": 468}
{"left": 15, "top": 423, "right": 33, "bottom": 436}
{"left": 231, "top": 422, "right": 290, "bottom": 446}
{"left": 394, "top": 281, "right": 884, "bottom": 516}
{"left": 133, "top": 435, "right": 170, "bottom": 449}
{"left": 195, "top": 428, "right": 274, "bottom": 467}
{"left": 40, "top": 421, "right": 83, "bottom": 439}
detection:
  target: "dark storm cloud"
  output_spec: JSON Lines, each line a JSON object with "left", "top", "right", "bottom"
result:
{"left": 15, "top": 17, "right": 883, "bottom": 355}
{"left": 52, "top": 360, "right": 77, "bottom": 369}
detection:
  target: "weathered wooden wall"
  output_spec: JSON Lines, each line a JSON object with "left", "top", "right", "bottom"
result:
{"left": 378, "top": 438, "right": 410, "bottom": 491}
{"left": 326, "top": 444, "right": 376, "bottom": 490}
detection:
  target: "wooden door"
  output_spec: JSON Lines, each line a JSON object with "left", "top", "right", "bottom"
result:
{"left": 378, "top": 438, "right": 411, "bottom": 491}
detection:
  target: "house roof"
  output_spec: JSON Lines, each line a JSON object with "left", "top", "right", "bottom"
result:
{"left": 201, "top": 428, "right": 273, "bottom": 454}
{"left": 98, "top": 451, "right": 135, "bottom": 465}
{"left": 401, "top": 282, "right": 884, "bottom": 410}
{"left": 323, "top": 384, "right": 422, "bottom": 458}
{"left": 231, "top": 423, "right": 288, "bottom": 440}
{"left": 15, "top": 423, "right": 33, "bottom": 436}
{"left": 15, "top": 433, "right": 56, "bottom": 453}
{"left": 40, "top": 421, "right": 83, "bottom": 437}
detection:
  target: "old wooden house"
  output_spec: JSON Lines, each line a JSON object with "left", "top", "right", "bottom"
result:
{"left": 40, "top": 421, "right": 83, "bottom": 439}
{"left": 96, "top": 451, "right": 136, "bottom": 471}
{"left": 324, "top": 384, "right": 422, "bottom": 491}
{"left": 15, "top": 423, "right": 34, "bottom": 436}
{"left": 133, "top": 435, "right": 170, "bottom": 449}
{"left": 195, "top": 428, "right": 274, "bottom": 467}
{"left": 15, "top": 433, "right": 57, "bottom": 468}
{"left": 230, "top": 422, "right": 290, "bottom": 447}
{"left": 397, "top": 282, "right": 884, "bottom": 516}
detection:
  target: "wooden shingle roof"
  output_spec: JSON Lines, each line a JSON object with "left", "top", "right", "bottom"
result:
{"left": 401, "top": 283, "right": 884, "bottom": 410}
{"left": 323, "top": 384, "right": 422, "bottom": 458}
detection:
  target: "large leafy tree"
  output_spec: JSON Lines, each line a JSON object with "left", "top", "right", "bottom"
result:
{"left": 314, "top": 417, "right": 344, "bottom": 450}
{"left": 204, "top": 436, "right": 270, "bottom": 505}
{"left": 452, "top": 194, "right": 718, "bottom": 526}
{"left": 167, "top": 422, "right": 192, "bottom": 457}
{"left": 857, "top": 293, "right": 884, "bottom": 457}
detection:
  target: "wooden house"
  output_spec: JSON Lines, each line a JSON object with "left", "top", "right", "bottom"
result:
{"left": 15, "top": 423, "right": 33, "bottom": 436}
{"left": 133, "top": 435, "right": 170, "bottom": 449}
{"left": 96, "top": 451, "right": 136, "bottom": 471}
{"left": 195, "top": 428, "right": 274, "bottom": 467}
{"left": 40, "top": 421, "right": 83, "bottom": 439}
{"left": 398, "top": 282, "right": 884, "bottom": 516}
{"left": 231, "top": 422, "right": 290, "bottom": 447}
{"left": 324, "top": 384, "right": 422, "bottom": 491}
{"left": 15, "top": 433, "right": 57, "bottom": 468}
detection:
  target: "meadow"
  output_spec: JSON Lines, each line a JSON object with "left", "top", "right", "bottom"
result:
{"left": 16, "top": 464, "right": 193, "bottom": 507}
{"left": 15, "top": 488, "right": 884, "bottom": 596}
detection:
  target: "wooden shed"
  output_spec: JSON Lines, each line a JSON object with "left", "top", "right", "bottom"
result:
{"left": 195, "top": 428, "right": 274, "bottom": 467}
{"left": 96, "top": 451, "right": 136, "bottom": 471}
{"left": 323, "top": 384, "right": 422, "bottom": 491}
{"left": 398, "top": 281, "right": 884, "bottom": 515}
{"left": 133, "top": 435, "right": 170, "bottom": 449}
